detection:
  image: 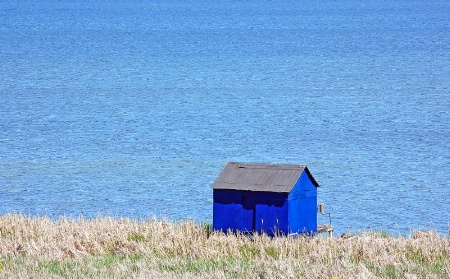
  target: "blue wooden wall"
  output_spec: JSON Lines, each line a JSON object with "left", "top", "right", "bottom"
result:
{"left": 213, "top": 170, "right": 318, "bottom": 235}
{"left": 288, "top": 171, "right": 318, "bottom": 234}
{"left": 213, "top": 190, "right": 288, "bottom": 235}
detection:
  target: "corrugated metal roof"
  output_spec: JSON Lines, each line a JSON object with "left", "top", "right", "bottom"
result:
{"left": 211, "top": 162, "right": 319, "bottom": 192}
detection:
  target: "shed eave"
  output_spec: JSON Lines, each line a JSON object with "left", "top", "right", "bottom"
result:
{"left": 211, "top": 185, "right": 293, "bottom": 193}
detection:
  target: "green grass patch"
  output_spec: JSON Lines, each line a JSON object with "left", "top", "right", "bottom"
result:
{"left": 412, "top": 260, "right": 450, "bottom": 275}
{"left": 385, "top": 264, "right": 396, "bottom": 278}
{"left": 0, "top": 255, "right": 27, "bottom": 269}
{"left": 239, "top": 244, "right": 260, "bottom": 259}
{"left": 364, "top": 263, "right": 401, "bottom": 278}
{"left": 36, "top": 261, "right": 75, "bottom": 276}
{"left": 202, "top": 222, "right": 213, "bottom": 237}
{"left": 90, "top": 253, "right": 126, "bottom": 269}
{"left": 365, "top": 260, "right": 450, "bottom": 278}
{"left": 161, "top": 257, "right": 240, "bottom": 274}
{"left": 264, "top": 246, "right": 279, "bottom": 259}
{"left": 127, "top": 231, "right": 146, "bottom": 242}
{"left": 405, "top": 247, "right": 426, "bottom": 263}
{"left": 128, "top": 252, "right": 144, "bottom": 263}
{"left": 349, "top": 247, "right": 363, "bottom": 264}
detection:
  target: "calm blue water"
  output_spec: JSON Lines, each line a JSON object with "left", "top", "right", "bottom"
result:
{"left": 1, "top": 1, "right": 449, "bottom": 235}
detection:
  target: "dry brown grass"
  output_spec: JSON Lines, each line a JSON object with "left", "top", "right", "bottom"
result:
{"left": 0, "top": 214, "right": 449, "bottom": 278}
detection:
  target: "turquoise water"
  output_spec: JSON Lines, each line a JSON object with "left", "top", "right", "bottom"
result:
{"left": 1, "top": 1, "right": 449, "bottom": 235}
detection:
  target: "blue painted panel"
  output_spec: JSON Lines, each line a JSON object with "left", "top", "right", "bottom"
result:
{"left": 213, "top": 190, "right": 290, "bottom": 235}
{"left": 253, "top": 192, "right": 289, "bottom": 235}
{"left": 213, "top": 201, "right": 243, "bottom": 232}
{"left": 288, "top": 196, "right": 317, "bottom": 234}
{"left": 290, "top": 170, "right": 318, "bottom": 198}
{"left": 213, "top": 189, "right": 242, "bottom": 202}
{"left": 242, "top": 195, "right": 255, "bottom": 233}
{"left": 289, "top": 190, "right": 317, "bottom": 199}
{"left": 213, "top": 190, "right": 243, "bottom": 232}
{"left": 287, "top": 170, "right": 318, "bottom": 233}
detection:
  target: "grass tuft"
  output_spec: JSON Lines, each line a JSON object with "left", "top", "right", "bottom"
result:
{"left": 127, "top": 232, "right": 145, "bottom": 242}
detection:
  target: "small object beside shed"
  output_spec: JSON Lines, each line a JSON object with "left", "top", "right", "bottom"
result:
{"left": 211, "top": 162, "right": 320, "bottom": 235}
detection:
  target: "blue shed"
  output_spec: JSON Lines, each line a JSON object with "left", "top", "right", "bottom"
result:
{"left": 212, "top": 162, "right": 319, "bottom": 235}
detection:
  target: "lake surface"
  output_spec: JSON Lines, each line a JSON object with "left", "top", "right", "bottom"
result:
{"left": 1, "top": 0, "right": 449, "bottom": 235}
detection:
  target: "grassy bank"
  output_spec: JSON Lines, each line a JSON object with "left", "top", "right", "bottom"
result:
{"left": 0, "top": 214, "right": 448, "bottom": 278}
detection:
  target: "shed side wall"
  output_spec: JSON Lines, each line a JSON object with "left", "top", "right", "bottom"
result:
{"left": 288, "top": 171, "right": 318, "bottom": 233}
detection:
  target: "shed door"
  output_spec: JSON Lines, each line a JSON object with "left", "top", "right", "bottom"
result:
{"left": 255, "top": 198, "right": 287, "bottom": 235}
{"left": 243, "top": 195, "right": 287, "bottom": 234}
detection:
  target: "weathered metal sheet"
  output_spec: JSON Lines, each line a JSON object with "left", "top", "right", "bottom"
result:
{"left": 211, "top": 162, "right": 319, "bottom": 192}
